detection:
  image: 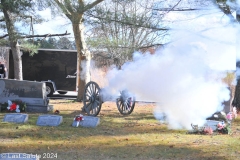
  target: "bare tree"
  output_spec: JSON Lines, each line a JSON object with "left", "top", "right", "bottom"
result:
{"left": 85, "top": 0, "right": 170, "bottom": 68}
{"left": 85, "top": 0, "right": 214, "bottom": 68}
{"left": 44, "top": 0, "right": 104, "bottom": 101}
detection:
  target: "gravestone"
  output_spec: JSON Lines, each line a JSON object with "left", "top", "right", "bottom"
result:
{"left": 204, "top": 120, "right": 220, "bottom": 131}
{"left": 0, "top": 79, "right": 48, "bottom": 113}
{"left": 3, "top": 113, "right": 28, "bottom": 123}
{"left": 79, "top": 116, "right": 100, "bottom": 128}
{"left": 36, "top": 115, "right": 62, "bottom": 126}
{"left": 0, "top": 153, "right": 39, "bottom": 160}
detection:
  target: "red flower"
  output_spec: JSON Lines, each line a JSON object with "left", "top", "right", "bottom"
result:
{"left": 75, "top": 116, "right": 83, "bottom": 121}
{"left": 10, "top": 103, "right": 17, "bottom": 111}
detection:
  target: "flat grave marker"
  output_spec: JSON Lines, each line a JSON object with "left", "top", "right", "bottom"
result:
{"left": 3, "top": 113, "right": 28, "bottom": 123}
{"left": 36, "top": 115, "right": 62, "bottom": 126}
{"left": 79, "top": 116, "right": 100, "bottom": 128}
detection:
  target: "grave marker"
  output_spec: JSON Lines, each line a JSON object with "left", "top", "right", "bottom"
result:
{"left": 3, "top": 113, "right": 28, "bottom": 123}
{"left": 36, "top": 115, "right": 62, "bottom": 126}
{"left": 79, "top": 116, "right": 100, "bottom": 128}
{"left": 205, "top": 120, "right": 220, "bottom": 130}
{"left": 0, "top": 79, "right": 48, "bottom": 113}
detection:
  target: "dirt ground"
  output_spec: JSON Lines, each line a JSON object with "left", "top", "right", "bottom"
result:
{"left": 49, "top": 99, "right": 239, "bottom": 118}
{"left": 49, "top": 99, "right": 157, "bottom": 116}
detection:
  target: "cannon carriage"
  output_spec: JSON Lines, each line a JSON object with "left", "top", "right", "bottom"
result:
{"left": 82, "top": 81, "right": 136, "bottom": 116}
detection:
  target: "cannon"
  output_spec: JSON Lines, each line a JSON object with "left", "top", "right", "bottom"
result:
{"left": 82, "top": 81, "right": 136, "bottom": 116}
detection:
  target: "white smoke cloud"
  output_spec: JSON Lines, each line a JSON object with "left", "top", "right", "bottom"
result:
{"left": 100, "top": 5, "right": 237, "bottom": 129}
{"left": 226, "top": 0, "right": 240, "bottom": 62}
{"left": 226, "top": 0, "right": 240, "bottom": 9}
{"left": 105, "top": 33, "right": 232, "bottom": 129}
{"left": 80, "top": 59, "right": 91, "bottom": 83}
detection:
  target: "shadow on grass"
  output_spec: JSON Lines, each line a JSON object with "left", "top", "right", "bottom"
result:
{"left": 0, "top": 141, "right": 230, "bottom": 160}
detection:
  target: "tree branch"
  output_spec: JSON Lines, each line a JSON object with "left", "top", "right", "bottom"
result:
{"left": 138, "top": 43, "right": 165, "bottom": 49}
{"left": 21, "top": 32, "right": 70, "bottom": 39}
{"left": 54, "top": 0, "right": 72, "bottom": 19}
{"left": 83, "top": 0, "right": 104, "bottom": 12}
{"left": 165, "top": 0, "right": 182, "bottom": 13}
{"left": 93, "top": 43, "right": 165, "bottom": 50}
{"left": 0, "top": 32, "right": 71, "bottom": 39}
{"left": 0, "top": 34, "right": 9, "bottom": 39}
{"left": 87, "top": 13, "right": 169, "bottom": 31}
{"left": 152, "top": 8, "right": 205, "bottom": 11}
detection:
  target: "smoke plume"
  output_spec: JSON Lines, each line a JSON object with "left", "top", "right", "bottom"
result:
{"left": 97, "top": 4, "right": 237, "bottom": 129}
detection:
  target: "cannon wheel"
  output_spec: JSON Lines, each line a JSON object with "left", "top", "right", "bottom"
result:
{"left": 116, "top": 92, "right": 135, "bottom": 115}
{"left": 83, "top": 81, "right": 102, "bottom": 116}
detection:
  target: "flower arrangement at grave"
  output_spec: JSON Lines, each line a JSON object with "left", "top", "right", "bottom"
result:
{"left": 190, "top": 111, "right": 234, "bottom": 135}
{"left": 74, "top": 114, "right": 84, "bottom": 122}
{"left": 0, "top": 100, "right": 27, "bottom": 112}
{"left": 215, "top": 112, "right": 233, "bottom": 134}
{"left": 72, "top": 114, "right": 84, "bottom": 127}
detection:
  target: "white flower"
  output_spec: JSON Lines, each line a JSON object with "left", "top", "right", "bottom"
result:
{"left": 8, "top": 100, "right": 12, "bottom": 106}
{"left": 7, "top": 100, "right": 12, "bottom": 110}
{"left": 16, "top": 105, "right": 20, "bottom": 113}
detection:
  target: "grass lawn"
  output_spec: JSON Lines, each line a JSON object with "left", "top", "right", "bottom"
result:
{"left": 0, "top": 99, "right": 240, "bottom": 160}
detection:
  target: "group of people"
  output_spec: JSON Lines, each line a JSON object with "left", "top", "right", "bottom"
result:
{"left": 0, "top": 61, "right": 7, "bottom": 79}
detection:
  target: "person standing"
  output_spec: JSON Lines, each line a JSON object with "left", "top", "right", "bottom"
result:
{"left": 0, "top": 61, "right": 7, "bottom": 79}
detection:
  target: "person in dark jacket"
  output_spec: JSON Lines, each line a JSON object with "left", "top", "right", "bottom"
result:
{"left": 0, "top": 61, "right": 7, "bottom": 79}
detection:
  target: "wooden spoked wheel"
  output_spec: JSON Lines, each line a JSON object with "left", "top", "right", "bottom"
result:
{"left": 83, "top": 81, "right": 102, "bottom": 116}
{"left": 116, "top": 90, "right": 135, "bottom": 115}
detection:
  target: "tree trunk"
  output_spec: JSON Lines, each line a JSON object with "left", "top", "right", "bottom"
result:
{"left": 232, "top": 77, "right": 240, "bottom": 112}
{"left": 2, "top": 3, "right": 23, "bottom": 80}
{"left": 72, "top": 14, "right": 91, "bottom": 101}
{"left": 11, "top": 43, "right": 23, "bottom": 80}
{"left": 232, "top": 10, "right": 240, "bottom": 113}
